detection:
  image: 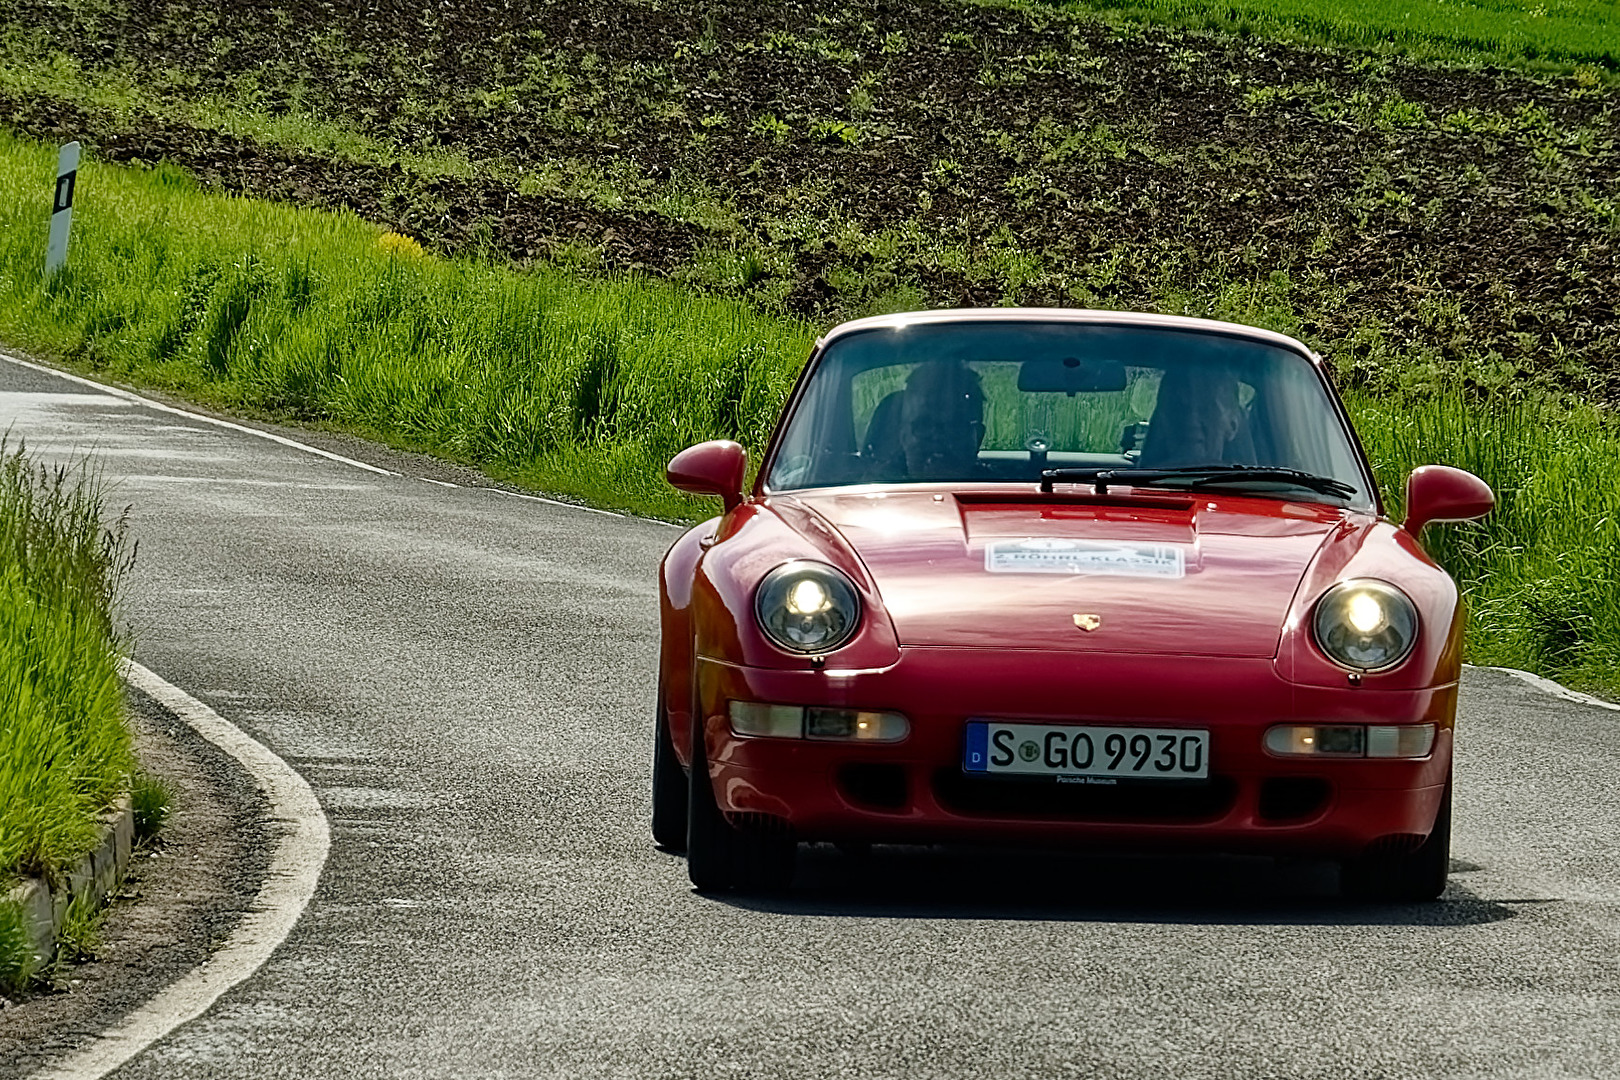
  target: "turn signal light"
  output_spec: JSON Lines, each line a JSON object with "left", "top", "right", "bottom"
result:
{"left": 1264, "top": 723, "right": 1435, "bottom": 759}
{"left": 1366, "top": 725, "right": 1437, "bottom": 758}
{"left": 729, "top": 701, "right": 909, "bottom": 742}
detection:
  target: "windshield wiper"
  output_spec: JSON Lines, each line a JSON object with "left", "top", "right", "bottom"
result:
{"left": 1039, "top": 464, "right": 1357, "bottom": 499}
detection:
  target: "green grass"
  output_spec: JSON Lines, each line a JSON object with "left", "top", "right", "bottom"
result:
{"left": 131, "top": 772, "right": 172, "bottom": 843}
{"left": 0, "top": 899, "right": 30, "bottom": 995}
{"left": 0, "top": 129, "right": 812, "bottom": 520}
{"left": 1354, "top": 390, "right": 1620, "bottom": 691}
{"left": 0, "top": 131, "right": 1616, "bottom": 695}
{"left": 50, "top": 889, "right": 102, "bottom": 969}
{"left": 0, "top": 44, "right": 490, "bottom": 182}
{"left": 0, "top": 434, "right": 134, "bottom": 991}
{"left": 0, "top": 436, "right": 133, "bottom": 893}
{"left": 1037, "top": 0, "right": 1620, "bottom": 71}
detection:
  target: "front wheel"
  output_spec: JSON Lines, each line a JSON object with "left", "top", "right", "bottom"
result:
{"left": 1341, "top": 783, "right": 1452, "bottom": 902}
{"left": 686, "top": 722, "right": 796, "bottom": 893}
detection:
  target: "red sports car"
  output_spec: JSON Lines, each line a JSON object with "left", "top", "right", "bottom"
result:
{"left": 654, "top": 309, "right": 1493, "bottom": 899}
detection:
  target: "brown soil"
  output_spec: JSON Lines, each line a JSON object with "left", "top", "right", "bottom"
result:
{"left": 0, "top": 689, "right": 270, "bottom": 1077}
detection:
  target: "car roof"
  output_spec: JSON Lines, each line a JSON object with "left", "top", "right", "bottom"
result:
{"left": 817, "top": 307, "right": 1323, "bottom": 365}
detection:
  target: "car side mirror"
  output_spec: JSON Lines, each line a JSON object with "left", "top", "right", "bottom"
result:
{"left": 1402, "top": 465, "right": 1493, "bottom": 536}
{"left": 667, "top": 440, "right": 747, "bottom": 513}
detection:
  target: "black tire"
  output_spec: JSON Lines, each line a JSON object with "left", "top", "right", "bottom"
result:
{"left": 686, "top": 722, "right": 796, "bottom": 893}
{"left": 651, "top": 700, "right": 688, "bottom": 851}
{"left": 1341, "top": 783, "right": 1452, "bottom": 902}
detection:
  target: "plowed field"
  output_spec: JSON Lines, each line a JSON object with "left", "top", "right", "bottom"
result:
{"left": 0, "top": 0, "right": 1616, "bottom": 397}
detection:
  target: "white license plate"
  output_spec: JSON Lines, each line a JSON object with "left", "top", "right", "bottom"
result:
{"left": 963, "top": 722, "right": 1209, "bottom": 782}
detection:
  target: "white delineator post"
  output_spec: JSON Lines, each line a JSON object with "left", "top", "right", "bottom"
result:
{"left": 46, "top": 140, "right": 80, "bottom": 276}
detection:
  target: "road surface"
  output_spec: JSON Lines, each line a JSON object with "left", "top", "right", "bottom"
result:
{"left": 2, "top": 354, "right": 1617, "bottom": 1079}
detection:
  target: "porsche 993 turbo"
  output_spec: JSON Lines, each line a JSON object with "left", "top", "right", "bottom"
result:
{"left": 654, "top": 309, "right": 1494, "bottom": 899}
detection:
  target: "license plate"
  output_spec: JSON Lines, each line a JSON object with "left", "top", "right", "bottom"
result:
{"left": 963, "top": 722, "right": 1209, "bottom": 782}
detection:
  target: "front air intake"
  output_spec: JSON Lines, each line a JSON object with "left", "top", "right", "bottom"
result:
{"left": 1257, "top": 778, "right": 1331, "bottom": 822}
{"left": 726, "top": 811, "right": 793, "bottom": 837}
{"left": 837, "top": 763, "right": 909, "bottom": 811}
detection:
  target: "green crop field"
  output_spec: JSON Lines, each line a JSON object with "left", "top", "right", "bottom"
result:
{"left": 1048, "top": 0, "right": 1620, "bottom": 71}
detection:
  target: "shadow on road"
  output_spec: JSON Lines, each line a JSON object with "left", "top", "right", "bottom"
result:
{"left": 709, "top": 845, "right": 1516, "bottom": 927}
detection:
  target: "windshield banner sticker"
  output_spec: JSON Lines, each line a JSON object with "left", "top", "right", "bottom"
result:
{"left": 985, "top": 538, "right": 1186, "bottom": 578}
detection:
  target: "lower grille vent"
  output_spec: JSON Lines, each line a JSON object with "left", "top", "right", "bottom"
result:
{"left": 727, "top": 811, "right": 793, "bottom": 836}
{"left": 837, "top": 764, "right": 909, "bottom": 811}
{"left": 1257, "top": 778, "right": 1331, "bottom": 822}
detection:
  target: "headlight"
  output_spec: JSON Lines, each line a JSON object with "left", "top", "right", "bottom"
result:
{"left": 754, "top": 561, "right": 862, "bottom": 655}
{"left": 1311, "top": 579, "right": 1419, "bottom": 672}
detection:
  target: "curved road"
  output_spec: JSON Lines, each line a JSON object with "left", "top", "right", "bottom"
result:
{"left": 3, "top": 355, "right": 1618, "bottom": 1079}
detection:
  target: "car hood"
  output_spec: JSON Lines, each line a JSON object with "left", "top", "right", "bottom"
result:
{"left": 782, "top": 489, "right": 1353, "bottom": 658}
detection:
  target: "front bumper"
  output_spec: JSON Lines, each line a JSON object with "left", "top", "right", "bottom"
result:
{"left": 695, "top": 649, "right": 1454, "bottom": 858}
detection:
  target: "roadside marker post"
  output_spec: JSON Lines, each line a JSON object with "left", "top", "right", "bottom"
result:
{"left": 46, "top": 140, "right": 80, "bottom": 277}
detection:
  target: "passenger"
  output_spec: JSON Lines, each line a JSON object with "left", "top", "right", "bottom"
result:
{"left": 899, "top": 360, "right": 986, "bottom": 479}
{"left": 1139, "top": 365, "right": 1246, "bottom": 467}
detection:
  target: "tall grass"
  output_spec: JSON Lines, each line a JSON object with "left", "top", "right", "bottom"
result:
{"left": 1351, "top": 389, "right": 1620, "bottom": 692}
{"left": 0, "top": 131, "right": 1616, "bottom": 693}
{"left": 0, "top": 129, "right": 813, "bottom": 520}
{"left": 0, "top": 438, "right": 134, "bottom": 886}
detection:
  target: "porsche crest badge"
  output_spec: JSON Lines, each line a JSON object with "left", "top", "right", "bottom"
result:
{"left": 1072, "top": 613, "right": 1102, "bottom": 632}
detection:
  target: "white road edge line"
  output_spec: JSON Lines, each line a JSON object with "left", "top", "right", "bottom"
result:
{"left": 0, "top": 348, "right": 397, "bottom": 477}
{"left": 498, "top": 488, "right": 625, "bottom": 518}
{"left": 1, "top": 347, "right": 688, "bottom": 527}
{"left": 1481, "top": 665, "right": 1620, "bottom": 712}
{"left": 32, "top": 661, "right": 331, "bottom": 1080}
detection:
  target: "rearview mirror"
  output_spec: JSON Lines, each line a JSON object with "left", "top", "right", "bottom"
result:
{"left": 1402, "top": 465, "right": 1493, "bottom": 536}
{"left": 667, "top": 440, "right": 747, "bottom": 513}
{"left": 1017, "top": 356, "right": 1127, "bottom": 394}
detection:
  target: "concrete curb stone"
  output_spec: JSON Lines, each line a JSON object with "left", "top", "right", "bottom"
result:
{"left": 3, "top": 796, "right": 134, "bottom": 983}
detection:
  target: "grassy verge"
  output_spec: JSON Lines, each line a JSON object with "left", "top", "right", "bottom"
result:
{"left": 0, "top": 132, "right": 1616, "bottom": 695}
{"left": 1354, "top": 391, "right": 1620, "bottom": 691}
{"left": 0, "top": 128, "right": 810, "bottom": 520}
{"left": 0, "top": 436, "right": 134, "bottom": 990}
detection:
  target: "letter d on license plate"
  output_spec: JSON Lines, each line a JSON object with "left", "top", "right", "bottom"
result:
{"left": 964, "top": 721, "right": 1209, "bottom": 781}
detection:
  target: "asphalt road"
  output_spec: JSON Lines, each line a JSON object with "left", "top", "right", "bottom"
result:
{"left": 3, "top": 356, "right": 1619, "bottom": 1079}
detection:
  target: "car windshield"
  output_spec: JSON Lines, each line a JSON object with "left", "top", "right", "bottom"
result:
{"left": 765, "top": 320, "right": 1373, "bottom": 507}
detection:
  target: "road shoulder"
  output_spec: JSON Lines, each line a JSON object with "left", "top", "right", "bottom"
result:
{"left": 0, "top": 689, "right": 272, "bottom": 1078}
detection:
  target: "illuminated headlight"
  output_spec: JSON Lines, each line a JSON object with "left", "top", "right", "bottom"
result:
{"left": 1311, "top": 579, "right": 1419, "bottom": 672}
{"left": 755, "top": 561, "right": 862, "bottom": 655}
{"left": 729, "top": 702, "right": 909, "bottom": 742}
{"left": 1265, "top": 723, "right": 1436, "bottom": 758}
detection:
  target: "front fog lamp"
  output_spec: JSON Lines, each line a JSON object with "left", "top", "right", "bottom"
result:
{"left": 1265, "top": 723, "right": 1436, "bottom": 759}
{"left": 729, "top": 702, "right": 909, "bottom": 742}
{"left": 1266, "top": 724, "right": 1365, "bottom": 756}
{"left": 755, "top": 561, "right": 862, "bottom": 655}
{"left": 806, "top": 708, "right": 909, "bottom": 741}
{"left": 1312, "top": 579, "right": 1418, "bottom": 672}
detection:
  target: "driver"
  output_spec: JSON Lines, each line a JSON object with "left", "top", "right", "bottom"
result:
{"left": 1139, "top": 365, "right": 1245, "bottom": 467}
{"left": 899, "top": 360, "right": 986, "bottom": 479}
